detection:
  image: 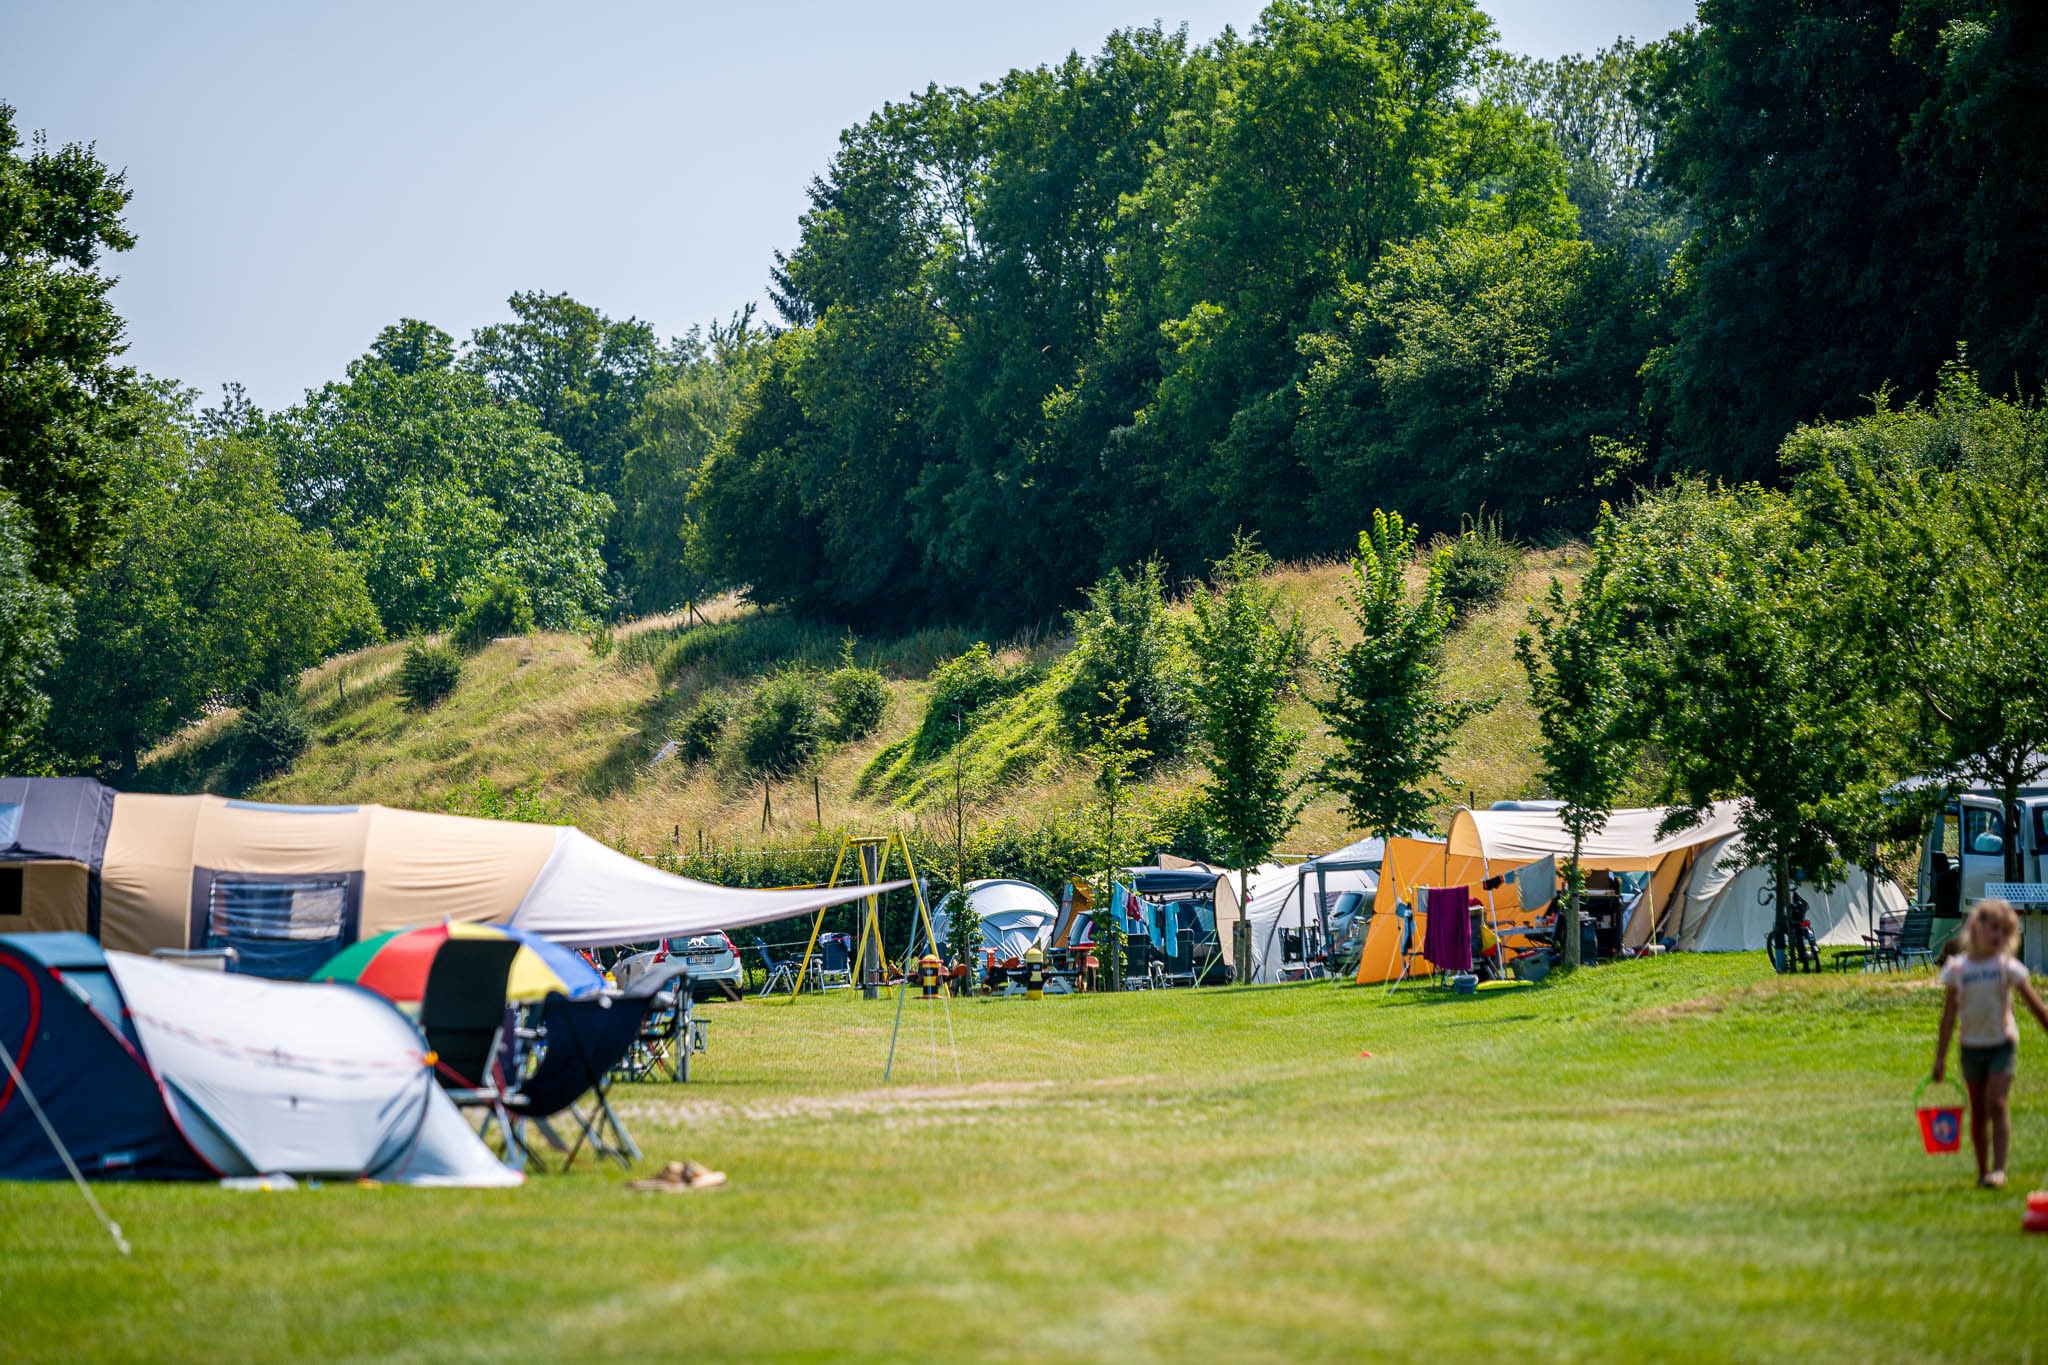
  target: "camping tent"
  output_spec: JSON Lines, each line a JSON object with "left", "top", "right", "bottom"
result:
{"left": 933, "top": 879, "right": 1058, "bottom": 959}
{"left": 1238, "top": 837, "right": 1385, "bottom": 984}
{"left": 0, "top": 780, "right": 903, "bottom": 975}
{"left": 1668, "top": 836, "right": 1906, "bottom": 951}
{"left": 0, "top": 932, "right": 518, "bottom": 1185}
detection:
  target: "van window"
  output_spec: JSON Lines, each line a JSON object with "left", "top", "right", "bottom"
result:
{"left": 1964, "top": 806, "right": 2005, "bottom": 856}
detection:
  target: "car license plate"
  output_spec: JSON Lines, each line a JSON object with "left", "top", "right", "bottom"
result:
{"left": 686, "top": 952, "right": 717, "bottom": 964}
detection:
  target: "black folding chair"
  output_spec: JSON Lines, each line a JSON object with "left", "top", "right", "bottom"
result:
{"left": 420, "top": 938, "right": 528, "bottom": 1166}
{"left": 504, "top": 963, "right": 686, "bottom": 1171}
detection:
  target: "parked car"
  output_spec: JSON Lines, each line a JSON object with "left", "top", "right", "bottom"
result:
{"left": 664, "top": 932, "right": 743, "bottom": 1000}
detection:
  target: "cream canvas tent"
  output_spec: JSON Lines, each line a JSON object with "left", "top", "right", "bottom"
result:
{"left": 1667, "top": 835, "right": 1905, "bottom": 952}
{"left": 4, "top": 780, "right": 903, "bottom": 977}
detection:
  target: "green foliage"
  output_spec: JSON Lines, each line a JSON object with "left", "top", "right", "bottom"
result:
{"left": 824, "top": 653, "right": 889, "bottom": 741}
{"left": 1055, "top": 561, "right": 1191, "bottom": 767}
{"left": 1082, "top": 679, "right": 1150, "bottom": 987}
{"left": 734, "top": 668, "right": 823, "bottom": 777}
{"left": 1516, "top": 550, "right": 1640, "bottom": 965}
{"left": 923, "top": 644, "right": 1030, "bottom": 748}
{"left": 269, "top": 319, "right": 611, "bottom": 634}
{"left": 676, "top": 694, "right": 728, "bottom": 765}
{"left": 449, "top": 574, "right": 536, "bottom": 653}
{"left": 586, "top": 624, "right": 615, "bottom": 659}
{"left": 1790, "top": 364, "right": 2048, "bottom": 880}
{"left": 0, "top": 103, "right": 140, "bottom": 586}
{"left": 230, "top": 689, "right": 311, "bottom": 786}
{"left": 859, "top": 662, "right": 1061, "bottom": 809}
{"left": 444, "top": 777, "right": 569, "bottom": 825}
{"left": 1312, "top": 509, "right": 1495, "bottom": 837}
{"left": 617, "top": 309, "right": 771, "bottom": 613}
{"left": 0, "top": 493, "right": 71, "bottom": 765}
{"left": 43, "top": 396, "right": 379, "bottom": 776}
{"left": 1435, "top": 515, "right": 1523, "bottom": 621}
{"left": 1183, "top": 533, "right": 1304, "bottom": 874}
{"left": 397, "top": 640, "right": 463, "bottom": 711}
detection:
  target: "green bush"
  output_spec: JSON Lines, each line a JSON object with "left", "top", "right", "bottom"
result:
{"left": 231, "top": 689, "right": 310, "bottom": 784}
{"left": 677, "top": 694, "right": 728, "bottom": 764}
{"left": 397, "top": 640, "right": 463, "bottom": 710}
{"left": 1054, "top": 560, "right": 1192, "bottom": 766}
{"left": 450, "top": 575, "right": 536, "bottom": 653}
{"left": 734, "top": 669, "right": 823, "bottom": 776}
{"left": 1436, "top": 514, "right": 1522, "bottom": 621}
{"left": 826, "top": 662, "right": 889, "bottom": 740}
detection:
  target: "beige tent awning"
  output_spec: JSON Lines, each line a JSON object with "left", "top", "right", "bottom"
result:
{"left": 1445, "top": 802, "right": 1744, "bottom": 873}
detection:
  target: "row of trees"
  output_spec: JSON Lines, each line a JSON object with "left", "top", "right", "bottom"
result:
{"left": 688, "top": 0, "right": 2048, "bottom": 630}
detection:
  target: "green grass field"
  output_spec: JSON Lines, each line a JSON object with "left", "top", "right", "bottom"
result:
{"left": 4, "top": 956, "right": 2043, "bottom": 1362}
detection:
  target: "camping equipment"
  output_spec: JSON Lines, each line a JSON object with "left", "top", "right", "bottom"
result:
{"left": 932, "top": 879, "right": 1060, "bottom": 962}
{"left": 420, "top": 937, "right": 528, "bottom": 1164}
{"left": 505, "top": 961, "right": 685, "bottom": 1169}
{"left": 1913, "top": 1077, "right": 1965, "bottom": 1154}
{"left": 2026, "top": 1188, "right": 2048, "bottom": 1234}
{"left": 0, "top": 932, "right": 518, "bottom": 1186}
{"left": 0, "top": 779, "right": 906, "bottom": 972}
{"left": 1450, "top": 972, "right": 1478, "bottom": 995}
{"left": 313, "top": 921, "right": 603, "bottom": 1005}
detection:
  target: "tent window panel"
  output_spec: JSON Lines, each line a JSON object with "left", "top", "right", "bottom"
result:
{"left": 201, "top": 874, "right": 356, "bottom": 980}
{"left": 0, "top": 803, "right": 19, "bottom": 844}
{"left": 0, "top": 866, "right": 20, "bottom": 916}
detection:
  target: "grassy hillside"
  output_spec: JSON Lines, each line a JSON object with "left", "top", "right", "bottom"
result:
{"left": 142, "top": 549, "right": 1630, "bottom": 859}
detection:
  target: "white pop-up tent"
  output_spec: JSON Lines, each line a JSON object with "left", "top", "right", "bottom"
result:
{"left": 933, "top": 879, "right": 1059, "bottom": 960}
{"left": 1668, "top": 836, "right": 1906, "bottom": 951}
{"left": 103, "top": 950, "right": 521, "bottom": 1186}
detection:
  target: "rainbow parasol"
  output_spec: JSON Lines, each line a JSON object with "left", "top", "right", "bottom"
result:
{"left": 313, "top": 922, "right": 604, "bottom": 1005}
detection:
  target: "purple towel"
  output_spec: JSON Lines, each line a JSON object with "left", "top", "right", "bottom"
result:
{"left": 1421, "top": 885, "right": 1473, "bottom": 973}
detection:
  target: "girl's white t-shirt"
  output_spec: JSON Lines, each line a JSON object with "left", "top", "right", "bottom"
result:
{"left": 1940, "top": 952, "right": 2031, "bottom": 1048}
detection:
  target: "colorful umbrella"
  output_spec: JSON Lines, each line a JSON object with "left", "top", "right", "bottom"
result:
{"left": 313, "top": 922, "right": 604, "bottom": 1005}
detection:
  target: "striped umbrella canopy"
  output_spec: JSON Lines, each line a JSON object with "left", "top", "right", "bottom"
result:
{"left": 313, "top": 921, "right": 604, "bottom": 1005}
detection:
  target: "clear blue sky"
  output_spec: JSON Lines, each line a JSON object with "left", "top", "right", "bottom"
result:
{"left": 3, "top": 1, "right": 1695, "bottom": 410}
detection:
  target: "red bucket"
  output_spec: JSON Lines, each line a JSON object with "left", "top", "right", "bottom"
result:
{"left": 1914, "top": 1078, "right": 1965, "bottom": 1154}
{"left": 2024, "top": 1192, "right": 2048, "bottom": 1234}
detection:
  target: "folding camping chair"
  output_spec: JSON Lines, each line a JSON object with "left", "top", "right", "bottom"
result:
{"left": 420, "top": 937, "right": 531, "bottom": 1167}
{"left": 754, "top": 938, "right": 798, "bottom": 996}
{"left": 815, "top": 935, "right": 854, "bottom": 991}
{"left": 623, "top": 964, "right": 705, "bottom": 1082}
{"left": 1385, "top": 900, "right": 1426, "bottom": 996}
{"left": 505, "top": 962, "right": 686, "bottom": 1170}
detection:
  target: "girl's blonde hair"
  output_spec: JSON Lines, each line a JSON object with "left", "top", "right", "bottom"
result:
{"left": 1965, "top": 898, "right": 2021, "bottom": 956}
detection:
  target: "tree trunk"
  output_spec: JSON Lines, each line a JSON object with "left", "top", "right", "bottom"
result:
{"left": 1773, "top": 854, "right": 1797, "bottom": 972}
{"left": 2003, "top": 776, "right": 2024, "bottom": 884}
{"left": 1563, "top": 834, "right": 1583, "bottom": 967}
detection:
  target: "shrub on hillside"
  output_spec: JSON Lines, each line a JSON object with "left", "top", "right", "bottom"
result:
{"left": 734, "top": 669, "right": 823, "bottom": 776}
{"left": 1436, "top": 514, "right": 1522, "bottom": 621}
{"left": 398, "top": 640, "right": 463, "bottom": 709}
{"left": 1054, "top": 560, "right": 1192, "bottom": 766}
{"left": 826, "top": 660, "right": 889, "bottom": 741}
{"left": 231, "top": 689, "right": 310, "bottom": 785}
{"left": 451, "top": 574, "right": 536, "bottom": 653}
{"left": 677, "top": 694, "right": 728, "bottom": 764}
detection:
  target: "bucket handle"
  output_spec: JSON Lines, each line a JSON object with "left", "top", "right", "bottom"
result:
{"left": 1914, "top": 1075, "right": 1966, "bottom": 1109}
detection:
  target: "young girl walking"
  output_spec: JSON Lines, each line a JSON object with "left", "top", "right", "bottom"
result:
{"left": 1933, "top": 899, "right": 2048, "bottom": 1188}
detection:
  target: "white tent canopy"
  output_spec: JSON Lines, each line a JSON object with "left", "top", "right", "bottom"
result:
{"left": 506, "top": 829, "right": 910, "bottom": 949}
{"left": 933, "top": 879, "right": 1059, "bottom": 960}
{"left": 1447, "top": 802, "right": 1745, "bottom": 871}
{"left": 105, "top": 952, "right": 519, "bottom": 1187}
{"left": 1670, "top": 836, "right": 1906, "bottom": 951}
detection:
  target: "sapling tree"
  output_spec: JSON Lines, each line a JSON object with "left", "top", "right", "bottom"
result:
{"left": 1516, "top": 524, "right": 1640, "bottom": 966}
{"left": 1185, "top": 532, "right": 1306, "bottom": 961}
{"left": 1084, "top": 679, "right": 1150, "bottom": 990}
{"left": 1313, "top": 509, "right": 1493, "bottom": 839}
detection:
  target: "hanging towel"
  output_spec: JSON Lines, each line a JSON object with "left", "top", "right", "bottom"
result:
{"left": 1421, "top": 885, "right": 1473, "bottom": 972}
{"left": 1512, "top": 856, "right": 1558, "bottom": 914}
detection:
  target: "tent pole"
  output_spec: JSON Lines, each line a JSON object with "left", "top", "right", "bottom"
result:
{"left": 0, "top": 1036, "right": 129, "bottom": 1255}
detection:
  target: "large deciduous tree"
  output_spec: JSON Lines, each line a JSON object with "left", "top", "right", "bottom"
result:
{"left": 271, "top": 320, "right": 610, "bottom": 634}
{"left": 0, "top": 103, "right": 140, "bottom": 585}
